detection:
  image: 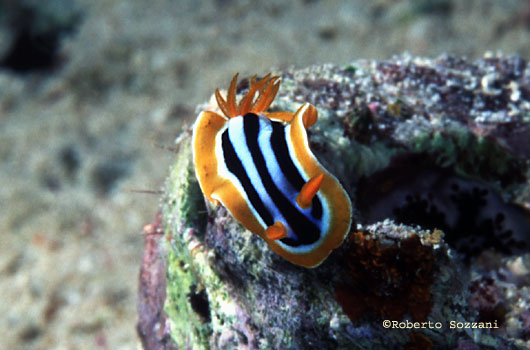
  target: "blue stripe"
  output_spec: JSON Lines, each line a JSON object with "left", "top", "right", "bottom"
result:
{"left": 221, "top": 128, "right": 274, "bottom": 226}
{"left": 270, "top": 120, "right": 323, "bottom": 220}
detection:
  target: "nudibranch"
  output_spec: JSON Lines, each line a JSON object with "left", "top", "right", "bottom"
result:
{"left": 192, "top": 73, "right": 352, "bottom": 267}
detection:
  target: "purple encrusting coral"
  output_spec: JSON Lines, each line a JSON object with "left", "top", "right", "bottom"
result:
{"left": 139, "top": 55, "right": 530, "bottom": 350}
{"left": 279, "top": 55, "right": 530, "bottom": 263}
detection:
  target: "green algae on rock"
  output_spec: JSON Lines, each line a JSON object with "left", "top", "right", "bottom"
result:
{"left": 140, "top": 56, "right": 530, "bottom": 349}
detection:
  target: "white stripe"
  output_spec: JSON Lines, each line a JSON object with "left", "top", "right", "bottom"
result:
{"left": 277, "top": 110, "right": 332, "bottom": 254}
{"left": 257, "top": 116, "right": 323, "bottom": 229}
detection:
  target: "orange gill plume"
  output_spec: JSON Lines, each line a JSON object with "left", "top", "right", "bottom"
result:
{"left": 215, "top": 73, "right": 281, "bottom": 119}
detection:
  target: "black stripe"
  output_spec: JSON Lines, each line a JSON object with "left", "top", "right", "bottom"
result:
{"left": 244, "top": 114, "right": 320, "bottom": 247}
{"left": 270, "top": 121, "right": 323, "bottom": 220}
{"left": 221, "top": 129, "right": 274, "bottom": 226}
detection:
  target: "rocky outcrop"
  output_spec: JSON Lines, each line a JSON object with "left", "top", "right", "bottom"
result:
{"left": 138, "top": 56, "right": 530, "bottom": 349}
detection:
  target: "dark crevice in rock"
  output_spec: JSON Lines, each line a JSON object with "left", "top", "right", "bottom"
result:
{"left": 358, "top": 153, "right": 530, "bottom": 260}
{"left": 188, "top": 287, "right": 211, "bottom": 323}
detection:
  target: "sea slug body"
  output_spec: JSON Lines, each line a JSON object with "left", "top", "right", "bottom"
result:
{"left": 192, "top": 73, "right": 352, "bottom": 267}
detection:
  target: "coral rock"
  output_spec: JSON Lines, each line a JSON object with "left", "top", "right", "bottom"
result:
{"left": 138, "top": 56, "right": 530, "bottom": 349}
